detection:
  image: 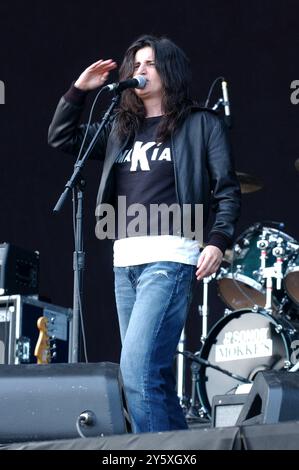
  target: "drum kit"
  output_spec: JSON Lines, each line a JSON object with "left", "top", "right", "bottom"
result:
{"left": 178, "top": 169, "right": 299, "bottom": 420}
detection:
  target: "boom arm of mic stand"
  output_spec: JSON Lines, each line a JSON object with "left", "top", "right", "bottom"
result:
{"left": 178, "top": 351, "right": 252, "bottom": 384}
{"left": 53, "top": 94, "right": 120, "bottom": 213}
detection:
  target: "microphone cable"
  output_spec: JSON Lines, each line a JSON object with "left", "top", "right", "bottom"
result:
{"left": 204, "top": 76, "right": 224, "bottom": 108}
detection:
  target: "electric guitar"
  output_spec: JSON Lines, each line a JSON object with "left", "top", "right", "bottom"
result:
{"left": 34, "top": 316, "right": 51, "bottom": 364}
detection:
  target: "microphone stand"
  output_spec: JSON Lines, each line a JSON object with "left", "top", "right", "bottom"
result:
{"left": 211, "top": 97, "right": 223, "bottom": 111}
{"left": 53, "top": 93, "right": 120, "bottom": 363}
{"left": 211, "top": 97, "right": 232, "bottom": 128}
{"left": 177, "top": 350, "right": 252, "bottom": 384}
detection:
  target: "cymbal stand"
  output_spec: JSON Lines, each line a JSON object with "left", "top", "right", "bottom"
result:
{"left": 186, "top": 274, "right": 215, "bottom": 419}
{"left": 176, "top": 328, "right": 187, "bottom": 407}
{"left": 259, "top": 238, "right": 284, "bottom": 312}
{"left": 200, "top": 274, "right": 215, "bottom": 344}
{"left": 263, "top": 267, "right": 277, "bottom": 311}
{"left": 272, "top": 239, "right": 284, "bottom": 291}
{"left": 257, "top": 229, "right": 269, "bottom": 271}
{"left": 257, "top": 230, "right": 272, "bottom": 311}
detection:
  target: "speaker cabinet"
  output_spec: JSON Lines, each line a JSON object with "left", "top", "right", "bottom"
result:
{"left": 0, "top": 362, "right": 131, "bottom": 443}
{"left": 236, "top": 370, "right": 299, "bottom": 426}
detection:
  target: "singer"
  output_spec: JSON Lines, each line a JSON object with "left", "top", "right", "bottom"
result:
{"left": 48, "top": 35, "right": 241, "bottom": 433}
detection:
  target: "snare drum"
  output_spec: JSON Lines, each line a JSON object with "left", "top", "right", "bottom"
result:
{"left": 197, "top": 308, "right": 299, "bottom": 417}
{"left": 217, "top": 224, "right": 298, "bottom": 310}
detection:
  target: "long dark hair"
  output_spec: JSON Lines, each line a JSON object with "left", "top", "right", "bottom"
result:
{"left": 115, "top": 35, "right": 194, "bottom": 142}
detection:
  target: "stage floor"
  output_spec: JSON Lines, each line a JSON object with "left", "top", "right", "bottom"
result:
{"left": 1, "top": 420, "right": 299, "bottom": 451}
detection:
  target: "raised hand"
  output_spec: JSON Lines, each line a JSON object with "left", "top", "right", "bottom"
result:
{"left": 74, "top": 59, "right": 117, "bottom": 91}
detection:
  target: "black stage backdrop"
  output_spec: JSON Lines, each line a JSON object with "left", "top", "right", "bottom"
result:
{"left": 0, "top": 0, "right": 298, "bottom": 371}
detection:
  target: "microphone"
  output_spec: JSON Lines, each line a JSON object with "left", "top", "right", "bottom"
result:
{"left": 104, "top": 75, "right": 147, "bottom": 93}
{"left": 221, "top": 79, "right": 232, "bottom": 128}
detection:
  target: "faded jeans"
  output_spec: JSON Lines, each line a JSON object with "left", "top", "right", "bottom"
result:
{"left": 114, "top": 261, "right": 196, "bottom": 433}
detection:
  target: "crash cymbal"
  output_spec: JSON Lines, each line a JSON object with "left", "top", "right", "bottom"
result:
{"left": 236, "top": 172, "right": 263, "bottom": 194}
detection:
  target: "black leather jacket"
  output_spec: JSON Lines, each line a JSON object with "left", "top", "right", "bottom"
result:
{"left": 48, "top": 88, "right": 241, "bottom": 252}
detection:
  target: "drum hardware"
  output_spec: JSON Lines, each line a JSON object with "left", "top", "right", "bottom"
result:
{"left": 234, "top": 244, "right": 242, "bottom": 255}
{"left": 257, "top": 230, "right": 269, "bottom": 271}
{"left": 196, "top": 307, "right": 299, "bottom": 417}
{"left": 290, "top": 360, "right": 299, "bottom": 372}
{"left": 224, "top": 308, "right": 232, "bottom": 316}
{"left": 186, "top": 357, "right": 204, "bottom": 420}
{"left": 179, "top": 348, "right": 252, "bottom": 419}
{"left": 176, "top": 328, "right": 187, "bottom": 407}
{"left": 199, "top": 274, "right": 215, "bottom": 344}
{"left": 243, "top": 238, "right": 250, "bottom": 247}
{"left": 262, "top": 266, "right": 281, "bottom": 311}
{"left": 184, "top": 274, "right": 216, "bottom": 420}
{"left": 182, "top": 222, "right": 299, "bottom": 421}
{"left": 260, "top": 237, "right": 285, "bottom": 311}
{"left": 181, "top": 222, "right": 299, "bottom": 420}
{"left": 176, "top": 260, "right": 217, "bottom": 404}
{"left": 217, "top": 223, "right": 299, "bottom": 311}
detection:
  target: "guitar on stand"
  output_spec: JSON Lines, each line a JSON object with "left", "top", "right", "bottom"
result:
{"left": 34, "top": 316, "right": 51, "bottom": 364}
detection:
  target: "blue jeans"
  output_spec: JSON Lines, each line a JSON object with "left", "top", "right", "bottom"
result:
{"left": 114, "top": 261, "right": 196, "bottom": 433}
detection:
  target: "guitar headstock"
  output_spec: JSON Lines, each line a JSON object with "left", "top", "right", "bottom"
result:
{"left": 34, "top": 316, "right": 51, "bottom": 364}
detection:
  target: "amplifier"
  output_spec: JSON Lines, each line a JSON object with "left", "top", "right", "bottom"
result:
{"left": 0, "top": 243, "right": 39, "bottom": 296}
{"left": 0, "top": 295, "right": 72, "bottom": 364}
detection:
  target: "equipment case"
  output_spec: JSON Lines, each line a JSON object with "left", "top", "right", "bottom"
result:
{"left": 0, "top": 295, "right": 72, "bottom": 364}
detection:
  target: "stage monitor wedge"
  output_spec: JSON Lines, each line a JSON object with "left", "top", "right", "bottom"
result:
{"left": 236, "top": 370, "right": 299, "bottom": 426}
{"left": 0, "top": 362, "right": 131, "bottom": 443}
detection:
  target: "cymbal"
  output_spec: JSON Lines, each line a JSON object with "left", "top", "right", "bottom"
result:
{"left": 236, "top": 172, "right": 263, "bottom": 194}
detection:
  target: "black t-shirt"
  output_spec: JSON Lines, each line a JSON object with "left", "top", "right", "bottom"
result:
{"left": 114, "top": 117, "right": 177, "bottom": 238}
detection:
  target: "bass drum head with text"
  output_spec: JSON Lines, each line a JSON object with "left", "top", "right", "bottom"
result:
{"left": 197, "top": 308, "right": 296, "bottom": 417}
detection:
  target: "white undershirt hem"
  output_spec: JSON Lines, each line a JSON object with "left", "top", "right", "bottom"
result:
{"left": 113, "top": 235, "right": 200, "bottom": 267}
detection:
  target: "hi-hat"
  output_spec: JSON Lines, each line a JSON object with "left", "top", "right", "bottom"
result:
{"left": 236, "top": 172, "right": 263, "bottom": 194}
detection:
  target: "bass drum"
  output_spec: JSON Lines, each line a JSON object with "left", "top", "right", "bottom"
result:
{"left": 197, "top": 308, "right": 299, "bottom": 417}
